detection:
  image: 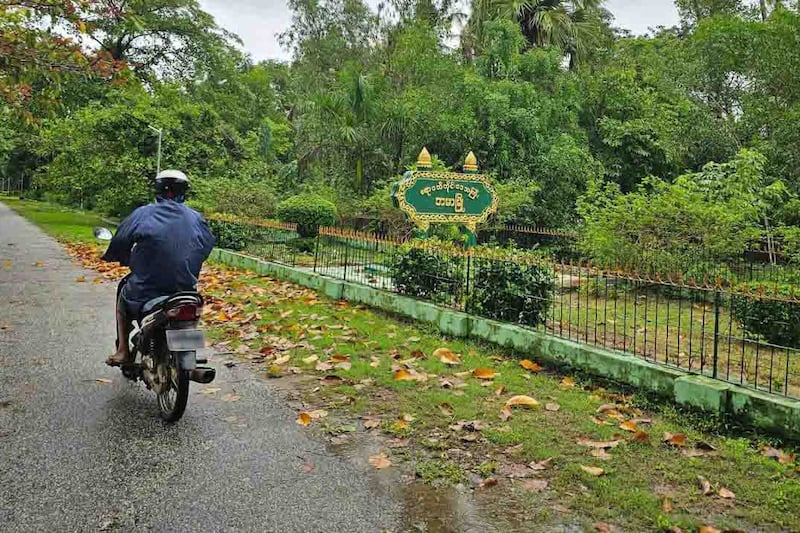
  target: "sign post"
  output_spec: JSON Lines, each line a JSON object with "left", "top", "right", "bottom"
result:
{"left": 392, "top": 148, "right": 499, "bottom": 246}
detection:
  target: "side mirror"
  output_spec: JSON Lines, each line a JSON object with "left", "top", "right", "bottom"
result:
{"left": 94, "top": 227, "right": 113, "bottom": 241}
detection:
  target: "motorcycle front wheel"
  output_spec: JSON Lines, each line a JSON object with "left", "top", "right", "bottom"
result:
{"left": 157, "top": 363, "right": 189, "bottom": 423}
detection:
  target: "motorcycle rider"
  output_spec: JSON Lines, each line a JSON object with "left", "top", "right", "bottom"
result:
{"left": 102, "top": 170, "right": 215, "bottom": 366}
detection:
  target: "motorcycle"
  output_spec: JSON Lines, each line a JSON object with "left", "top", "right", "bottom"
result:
{"left": 96, "top": 227, "right": 216, "bottom": 422}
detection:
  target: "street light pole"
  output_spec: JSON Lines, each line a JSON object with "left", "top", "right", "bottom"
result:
{"left": 147, "top": 125, "right": 163, "bottom": 175}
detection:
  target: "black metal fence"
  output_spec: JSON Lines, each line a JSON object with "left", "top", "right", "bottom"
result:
{"left": 210, "top": 216, "right": 800, "bottom": 400}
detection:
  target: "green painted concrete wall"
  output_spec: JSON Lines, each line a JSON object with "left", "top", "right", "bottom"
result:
{"left": 210, "top": 249, "right": 800, "bottom": 438}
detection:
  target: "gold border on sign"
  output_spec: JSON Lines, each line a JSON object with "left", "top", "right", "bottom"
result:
{"left": 395, "top": 171, "right": 499, "bottom": 231}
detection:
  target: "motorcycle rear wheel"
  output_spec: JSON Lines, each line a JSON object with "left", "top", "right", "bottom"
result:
{"left": 157, "top": 364, "right": 189, "bottom": 422}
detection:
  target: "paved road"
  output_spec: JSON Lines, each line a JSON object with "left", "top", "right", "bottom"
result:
{"left": 0, "top": 202, "right": 399, "bottom": 532}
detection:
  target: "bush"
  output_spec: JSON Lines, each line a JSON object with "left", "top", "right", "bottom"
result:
{"left": 208, "top": 219, "right": 258, "bottom": 251}
{"left": 731, "top": 283, "right": 800, "bottom": 348}
{"left": 390, "top": 242, "right": 465, "bottom": 305}
{"left": 468, "top": 256, "right": 555, "bottom": 327}
{"left": 193, "top": 178, "right": 277, "bottom": 219}
{"left": 276, "top": 195, "right": 338, "bottom": 238}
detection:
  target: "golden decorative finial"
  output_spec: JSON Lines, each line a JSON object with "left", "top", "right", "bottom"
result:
{"left": 463, "top": 151, "right": 478, "bottom": 172}
{"left": 417, "top": 147, "right": 432, "bottom": 169}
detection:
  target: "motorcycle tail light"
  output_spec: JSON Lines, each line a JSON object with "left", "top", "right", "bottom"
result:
{"left": 167, "top": 305, "right": 201, "bottom": 321}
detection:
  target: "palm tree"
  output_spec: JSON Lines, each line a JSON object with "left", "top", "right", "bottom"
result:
{"left": 312, "top": 71, "right": 375, "bottom": 192}
{"left": 464, "top": 0, "right": 606, "bottom": 67}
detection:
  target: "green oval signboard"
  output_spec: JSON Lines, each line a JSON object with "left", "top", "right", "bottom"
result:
{"left": 392, "top": 168, "right": 499, "bottom": 233}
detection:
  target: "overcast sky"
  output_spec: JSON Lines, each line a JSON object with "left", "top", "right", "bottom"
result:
{"left": 199, "top": 0, "right": 681, "bottom": 62}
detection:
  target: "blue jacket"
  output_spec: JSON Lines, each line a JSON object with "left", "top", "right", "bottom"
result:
{"left": 102, "top": 198, "right": 215, "bottom": 314}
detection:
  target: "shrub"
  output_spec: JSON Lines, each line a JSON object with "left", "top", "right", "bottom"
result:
{"left": 390, "top": 241, "right": 465, "bottom": 305}
{"left": 468, "top": 255, "right": 555, "bottom": 327}
{"left": 731, "top": 283, "right": 800, "bottom": 348}
{"left": 208, "top": 219, "right": 257, "bottom": 251}
{"left": 194, "top": 179, "right": 277, "bottom": 219}
{"left": 276, "top": 195, "right": 338, "bottom": 238}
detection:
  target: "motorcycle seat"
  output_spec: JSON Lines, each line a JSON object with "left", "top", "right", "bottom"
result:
{"left": 141, "top": 295, "right": 170, "bottom": 316}
{"left": 140, "top": 292, "right": 204, "bottom": 319}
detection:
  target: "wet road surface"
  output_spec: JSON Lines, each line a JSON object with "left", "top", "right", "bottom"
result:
{"left": 0, "top": 202, "right": 399, "bottom": 532}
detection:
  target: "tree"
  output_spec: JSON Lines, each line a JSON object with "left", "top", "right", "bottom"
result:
{"left": 78, "top": 0, "right": 240, "bottom": 79}
{"left": 675, "top": 0, "right": 744, "bottom": 25}
{"left": 578, "top": 149, "right": 785, "bottom": 272}
{"left": 0, "top": 1, "right": 125, "bottom": 116}
{"left": 465, "top": 0, "right": 609, "bottom": 67}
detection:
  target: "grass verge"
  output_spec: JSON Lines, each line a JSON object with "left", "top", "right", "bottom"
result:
{"left": 9, "top": 198, "right": 800, "bottom": 532}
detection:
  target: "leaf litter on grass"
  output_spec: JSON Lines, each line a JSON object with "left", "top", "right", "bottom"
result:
{"left": 58, "top": 241, "right": 800, "bottom": 532}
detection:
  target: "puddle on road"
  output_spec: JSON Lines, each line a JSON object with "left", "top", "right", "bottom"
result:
{"left": 330, "top": 432, "right": 583, "bottom": 533}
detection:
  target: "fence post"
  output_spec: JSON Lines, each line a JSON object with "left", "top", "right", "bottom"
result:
{"left": 313, "top": 234, "right": 320, "bottom": 273}
{"left": 464, "top": 254, "right": 472, "bottom": 314}
{"left": 712, "top": 290, "right": 721, "bottom": 379}
{"left": 342, "top": 240, "right": 349, "bottom": 282}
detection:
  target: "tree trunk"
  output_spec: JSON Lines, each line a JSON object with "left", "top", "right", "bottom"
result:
{"left": 760, "top": 0, "right": 768, "bottom": 21}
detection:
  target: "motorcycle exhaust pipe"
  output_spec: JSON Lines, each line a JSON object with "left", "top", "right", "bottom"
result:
{"left": 190, "top": 367, "right": 216, "bottom": 384}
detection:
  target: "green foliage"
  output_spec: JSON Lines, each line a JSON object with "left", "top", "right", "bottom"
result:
{"left": 731, "top": 284, "right": 800, "bottom": 348}
{"left": 276, "top": 194, "right": 338, "bottom": 237}
{"left": 578, "top": 149, "right": 776, "bottom": 274}
{"left": 192, "top": 178, "right": 277, "bottom": 219}
{"left": 207, "top": 219, "right": 257, "bottom": 251}
{"left": 390, "top": 242, "right": 466, "bottom": 305}
{"left": 468, "top": 253, "right": 555, "bottom": 327}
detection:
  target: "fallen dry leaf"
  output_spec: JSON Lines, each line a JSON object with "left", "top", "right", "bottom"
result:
{"left": 302, "top": 355, "right": 319, "bottom": 364}
{"left": 662, "top": 498, "right": 673, "bottom": 514}
{"left": 577, "top": 438, "right": 621, "bottom": 449}
{"left": 434, "top": 347, "right": 461, "bottom": 365}
{"left": 392, "top": 419, "right": 408, "bottom": 431}
{"left": 590, "top": 449, "right": 613, "bottom": 461}
{"left": 561, "top": 377, "right": 576, "bottom": 388}
{"left": 580, "top": 465, "right": 605, "bottom": 476}
{"left": 95, "top": 378, "right": 112, "bottom": 384}
{"left": 368, "top": 453, "right": 392, "bottom": 469}
{"left": 699, "top": 527, "right": 721, "bottom": 533}
{"left": 393, "top": 369, "right": 415, "bottom": 381}
{"left": 222, "top": 393, "right": 240, "bottom": 402}
{"left": 76, "top": 275, "right": 86, "bottom": 283}
{"left": 438, "top": 403, "right": 454, "bottom": 416}
{"left": 528, "top": 458, "right": 553, "bottom": 471}
{"left": 473, "top": 368, "right": 496, "bottom": 380}
{"left": 520, "top": 359, "right": 543, "bottom": 372}
{"left": 493, "top": 385, "right": 505, "bottom": 396}
{"left": 698, "top": 475, "right": 712, "bottom": 496}
{"left": 201, "top": 386, "right": 221, "bottom": 395}
{"left": 631, "top": 431, "right": 650, "bottom": 443}
{"left": 619, "top": 421, "right": 638, "bottom": 433}
{"left": 297, "top": 412, "right": 311, "bottom": 426}
{"left": 718, "top": 487, "right": 736, "bottom": 499}
{"left": 505, "top": 395, "right": 540, "bottom": 409}
{"left": 664, "top": 432, "right": 687, "bottom": 447}
{"left": 479, "top": 477, "right": 499, "bottom": 488}
{"left": 499, "top": 406, "right": 512, "bottom": 421}
{"left": 545, "top": 403, "right": 560, "bottom": 412}
{"left": 301, "top": 460, "right": 315, "bottom": 474}
{"left": 761, "top": 446, "right": 796, "bottom": 464}
{"left": 274, "top": 355, "right": 291, "bottom": 365}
